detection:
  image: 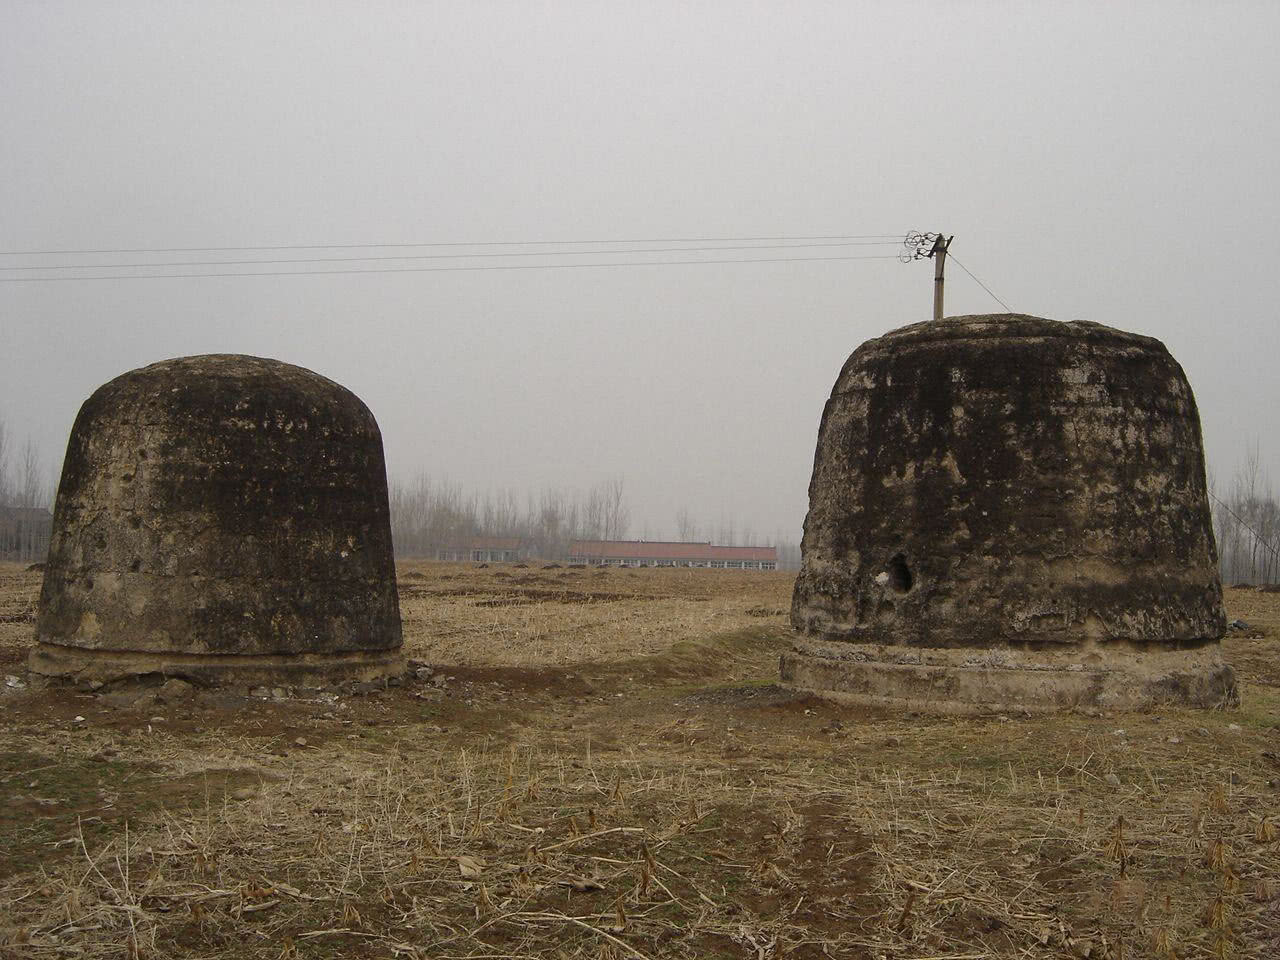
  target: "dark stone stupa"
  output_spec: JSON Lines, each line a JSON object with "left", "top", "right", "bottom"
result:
{"left": 30, "top": 354, "right": 404, "bottom": 687}
{"left": 785, "top": 315, "right": 1236, "bottom": 712}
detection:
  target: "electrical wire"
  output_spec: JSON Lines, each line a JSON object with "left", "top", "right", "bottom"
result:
{"left": 0, "top": 252, "right": 901, "bottom": 283}
{"left": 949, "top": 254, "right": 1013, "bottom": 313}
{"left": 1210, "top": 491, "right": 1280, "bottom": 563}
{"left": 0, "top": 234, "right": 904, "bottom": 257}
{"left": 0, "top": 240, "right": 902, "bottom": 273}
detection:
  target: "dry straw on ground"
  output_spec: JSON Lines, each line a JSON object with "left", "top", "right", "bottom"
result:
{"left": 1, "top": 563, "right": 1277, "bottom": 958}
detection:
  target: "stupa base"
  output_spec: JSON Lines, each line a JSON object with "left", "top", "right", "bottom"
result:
{"left": 780, "top": 637, "right": 1238, "bottom": 714}
{"left": 28, "top": 643, "right": 406, "bottom": 691}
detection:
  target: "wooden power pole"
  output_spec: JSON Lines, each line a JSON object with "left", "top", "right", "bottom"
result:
{"left": 902, "top": 231, "right": 954, "bottom": 320}
{"left": 929, "top": 232, "right": 953, "bottom": 321}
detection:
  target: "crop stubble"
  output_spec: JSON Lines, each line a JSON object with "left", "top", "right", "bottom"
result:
{"left": 0, "top": 563, "right": 1277, "bottom": 958}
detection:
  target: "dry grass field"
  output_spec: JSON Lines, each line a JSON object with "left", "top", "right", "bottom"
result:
{"left": 0, "top": 562, "right": 1277, "bottom": 959}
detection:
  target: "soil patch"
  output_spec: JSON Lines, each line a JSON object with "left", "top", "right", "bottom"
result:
{"left": 0, "top": 749, "right": 262, "bottom": 879}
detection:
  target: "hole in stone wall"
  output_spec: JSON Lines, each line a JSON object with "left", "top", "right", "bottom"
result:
{"left": 887, "top": 554, "right": 913, "bottom": 593}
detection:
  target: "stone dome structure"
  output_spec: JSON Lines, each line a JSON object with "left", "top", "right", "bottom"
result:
{"left": 785, "top": 315, "right": 1236, "bottom": 712}
{"left": 30, "top": 355, "right": 403, "bottom": 687}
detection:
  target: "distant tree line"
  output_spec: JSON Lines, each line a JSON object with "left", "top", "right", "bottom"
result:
{"left": 388, "top": 475, "right": 631, "bottom": 561}
{"left": 386, "top": 475, "right": 805, "bottom": 566}
{"left": 1211, "top": 445, "right": 1280, "bottom": 586}
{"left": 0, "top": 414, "right": 55, "bottom": 563}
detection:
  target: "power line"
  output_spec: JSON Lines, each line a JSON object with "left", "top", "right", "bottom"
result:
{"left": 0, "top": 240, "right": 902, "bottom": 273}
{"left": 0, "top": 234, "right": 904, "bottom": 257}
{"left": 1210, "top": 491, "right": 1280, "bottom": 563}
{"left": 949, "top": 253, "right": 1013, "bottom": 313}
{"left": 0, "top": 252, "right": 901, "bottom": 283}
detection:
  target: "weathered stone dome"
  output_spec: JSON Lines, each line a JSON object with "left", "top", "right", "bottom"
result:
{"left": 785, "top": 315, "right": 1236, "bottom": 711}
{"left": 30, "top": 354, "right": 403, "bottom": 687}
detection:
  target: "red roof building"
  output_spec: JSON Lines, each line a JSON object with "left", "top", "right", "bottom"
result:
{"left": 568, "top": 540, "right": 777, "bottom": 570}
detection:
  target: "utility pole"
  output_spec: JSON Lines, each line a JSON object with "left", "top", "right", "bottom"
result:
{"left": 902, "top": 231, "right": 953, "bottom": 321}
{"left": 929, "top": 232, "right": 952, "bottom": 322}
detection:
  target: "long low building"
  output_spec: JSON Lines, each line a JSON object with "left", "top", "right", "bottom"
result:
{"left": 568, "top": 539, "right": 777, "bottom": 570}
{"left": 436, "top": 537, "right": 530, "bottom": 564}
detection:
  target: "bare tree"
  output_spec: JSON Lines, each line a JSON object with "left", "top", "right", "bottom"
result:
{"left": 602, "top": 476, "right": 629, "bottom": 542}
{"left": 0, "top": 414, "right": 10, "bottom": 506}
{"left": 772, "top": 531, "right": 802, "bottom": 570}
{"left": 387, "top": 474, "right": 632, "bottom": 559}
{"left": 0, "top": 427, "right": 52, "bottom": 562}
{"left": 19, "top": 437, "right": 42, "bottom": 508}
{"left": 581, "top": 484, "right": 605, "bottom": 541}
{"left": 1210, "top": 443, "right": 1280, "bottom": 585}
{"left": 675, "top": 507, "right": 698, "bottom": 542}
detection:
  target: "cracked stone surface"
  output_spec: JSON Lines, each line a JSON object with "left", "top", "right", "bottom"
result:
{"left": 788, "top": 315, "right": 1235, "bottom": 710}
{"left": 30, "top": 354, "right": 403, "bottom": 686}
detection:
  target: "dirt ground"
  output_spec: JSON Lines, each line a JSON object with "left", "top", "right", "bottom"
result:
{"left": 1, "top": 562, "right": 1277, "bottom": 959}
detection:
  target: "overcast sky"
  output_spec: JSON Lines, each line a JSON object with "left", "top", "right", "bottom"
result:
{"left": 3, "top": 1, "right": 1277, "bottom": 541}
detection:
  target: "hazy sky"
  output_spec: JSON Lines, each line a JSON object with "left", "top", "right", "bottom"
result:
{"left": 3, "top": 2, "right": 1277, "bottom": 541}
